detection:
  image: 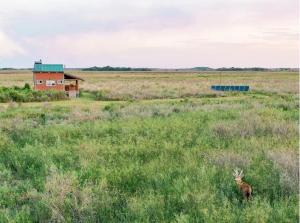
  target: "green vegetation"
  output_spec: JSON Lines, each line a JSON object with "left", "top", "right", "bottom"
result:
{"left": 0, "top": 68, "right": 14, "bottom": 71}
{"left": 0, "top": 71, "right": 298, "bottom": 222}
{"left": 216, "top": 67, "right": 268, "bottom": 71}
{"left": 0, "top": 91, "right": 298, "bottom": 222}
{"left": 192, "top": 67, "right": 213, "bottom": 71}
{"left": 79, "top": 66, "right": 298, "bottom": 72}
{"left": 0, "top": 84, "right": 67, "bottom": 102}
{"left": 84, "top": 89, "right": 219, "bottom": 101}
{"left": 82, "top": 66, "right": 151, "bottom": 71}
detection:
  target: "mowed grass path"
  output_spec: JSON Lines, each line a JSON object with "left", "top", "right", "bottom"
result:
{"left": 0, "top": 91, "right": 299, "bottom": 222}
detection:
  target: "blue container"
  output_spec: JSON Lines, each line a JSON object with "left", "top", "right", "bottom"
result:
{"left": 211, "top": 85, "right": 250, "bottom": 92}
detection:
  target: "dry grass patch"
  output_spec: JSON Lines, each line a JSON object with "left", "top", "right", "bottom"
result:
{"left": 41, "top": 167, "right": 94, "bottom": 222}
{"left": 267, "top": 150, "right": 299, "bottom": 194}
{"left": 212, "top": 112, "right": 298, "bottom": 139}
{"left": 209, "top": 151, "right": 251, "bottom": 169}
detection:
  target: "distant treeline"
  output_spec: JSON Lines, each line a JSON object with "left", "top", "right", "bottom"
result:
{"left": 0, "top": 68, "right": 31, "bottom": 71}
{"left": 192, "top": 67, "right": 268, "bottom": 71}
{"left": 1, "top": 66, "right": 297, "bottom": 72}
{"left": 215, "top": 67, "right": 268, "bottom": 71}
{"left": 0, "top": 68, "right": 14, "bottom": 70}
{"left": 82, "top": 66, "right": 152, "bottom": 71}
{"left": 192, "top": 67, "right": 298, "bottom": 71}
{"left": 192, "top": 67, "right": 213, "bottom": 71}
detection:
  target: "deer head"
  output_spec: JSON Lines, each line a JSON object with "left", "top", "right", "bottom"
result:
{"left": 233, "top": 169, "right": 244, "bottom": 183}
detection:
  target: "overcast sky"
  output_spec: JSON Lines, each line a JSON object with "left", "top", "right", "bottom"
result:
{"left": 0, "top": 0, "right": 298, "bottom": 68}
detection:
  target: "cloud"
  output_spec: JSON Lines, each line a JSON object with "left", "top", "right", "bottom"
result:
{"left": 0, "top": 0, "right": 298, "bottom": 67}
{"left": 0, "top": 31, "right": 25, "bottom": 58}
{"left": 22, "top": 22, "right": 298, "bottom": 68}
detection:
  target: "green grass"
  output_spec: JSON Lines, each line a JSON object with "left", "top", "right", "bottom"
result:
{"left": 0, "top": 84, "right": 67, "bottom": 102}
{"left": 0, "top": 90, "right": 298, "bottom": 222}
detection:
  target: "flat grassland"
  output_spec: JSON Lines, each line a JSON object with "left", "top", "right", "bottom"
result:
{"left": 0, "top": 70, "right": 298, "bottom": 222}
{"left": 0, "top": 70, "right": 298, "bottom": 99}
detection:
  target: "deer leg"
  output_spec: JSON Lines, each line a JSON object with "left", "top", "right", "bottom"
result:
{"left": 245, "top": 192, "right": 251, "bottom": 201}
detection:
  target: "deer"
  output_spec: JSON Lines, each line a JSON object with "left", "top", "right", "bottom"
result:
{"left": 233, "top": 169, "right": 252, "bottom": 200}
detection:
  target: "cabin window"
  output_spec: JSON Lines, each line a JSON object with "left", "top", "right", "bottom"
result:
{"left": 57, "top": 80, "right": 64, "bottom": 84}
{"left": 36, "top": 80, "right": 43, "bottom": 84}
{"left": 46, "top": 80, "right": 56, "bottom": 86}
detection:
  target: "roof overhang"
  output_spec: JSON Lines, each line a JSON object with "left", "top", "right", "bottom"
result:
{"left": 64, "top": 73, "right": 84, "bottom": 81}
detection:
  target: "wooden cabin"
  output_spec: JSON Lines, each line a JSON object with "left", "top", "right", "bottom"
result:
{"left": 33, "top": 60, "right": 84, "bottom": 98}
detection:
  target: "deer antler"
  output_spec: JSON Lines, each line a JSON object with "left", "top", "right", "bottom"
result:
{"left": 233, "top": 169, "right": 239, "bottom": 177}
{"left": 239, "top": 170, "right": 244, "bottom": 178}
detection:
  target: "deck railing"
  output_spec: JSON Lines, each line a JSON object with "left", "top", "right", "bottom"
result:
{"left": 65, "top": 84, "right": 78, "bottom": 91}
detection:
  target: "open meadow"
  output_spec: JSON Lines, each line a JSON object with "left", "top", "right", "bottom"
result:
{"left": 0, "top": 70, "right": 299, "bottom": 222}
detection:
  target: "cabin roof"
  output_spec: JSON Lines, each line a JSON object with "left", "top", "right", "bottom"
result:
{"left": 64, "top": 73, "right": 84, "bottom": 81}
{"left": 33, "top": 63, "right": 64, "bottom": 72}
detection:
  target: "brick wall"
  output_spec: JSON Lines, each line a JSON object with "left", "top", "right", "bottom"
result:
{"left": 33, "top": 72, "right": 65, "bottom": 91}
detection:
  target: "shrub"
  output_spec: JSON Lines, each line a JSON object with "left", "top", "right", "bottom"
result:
{"left": 95, "top": 90, "right": 111, "bottom": 101}
{"left": 0, "top": 87, "right": 68, "bottom": 102}
{"left": 23, "top": 83, "right": 31, "bottom": 90}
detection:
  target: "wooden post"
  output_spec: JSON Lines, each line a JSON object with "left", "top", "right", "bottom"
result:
{"left": 76, "top": 80, "right": 79, "bottom": 97}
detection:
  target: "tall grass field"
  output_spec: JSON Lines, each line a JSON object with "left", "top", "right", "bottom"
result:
{"left": 0, "top": 70, "right": 298, "bottom": 222}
